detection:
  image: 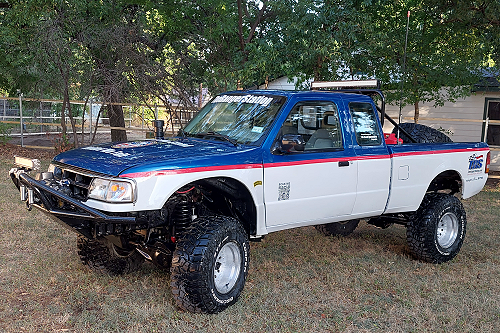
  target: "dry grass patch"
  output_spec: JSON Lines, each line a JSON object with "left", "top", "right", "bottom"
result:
{"left": 1, "top": 156, "right": 499, "bottom": 332}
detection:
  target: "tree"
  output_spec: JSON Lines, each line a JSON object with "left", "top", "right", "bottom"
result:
{"left": 2, "top": 0, "right": 498, "bottom": 136}
{"left": 268, "top": 0, "right": 366, "bottom": 85}
{"left": 0, "top": 0, "right": 165, "bottom": 143}
{"left": 75, "top": 1, "right": 152, "bottom": 142}
{"left": 0, "top": 0, "right": 87, "bottom": 145}
{"left": 362, "top": 0, "right": 490, "bottom": 122}
{"left": 151, "top": 0, "right": 280, "bottom": 93}
{"left": 432, "top": 0, "right": 500, "bottom": 70}
{"left": 253, "top": 0, "right": 497, "bottom": 123}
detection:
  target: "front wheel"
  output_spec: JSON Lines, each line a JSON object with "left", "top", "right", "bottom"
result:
{"left": 170, "top": 216, "right": 249, "bottom": 313}
{"left": 406, "top": 194, "right": 466, "bottom": 263}
{"left": 77, "top": 235, "right": 144, "bottom": 275}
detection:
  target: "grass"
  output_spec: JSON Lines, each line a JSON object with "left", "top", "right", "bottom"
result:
{"left": 1, "top": 155, "right": 500, "bottom": 332}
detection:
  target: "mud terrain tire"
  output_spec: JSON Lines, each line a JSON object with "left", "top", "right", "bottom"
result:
{"left": 170, "top": 215, "right": 249, "bottom": 314}
{"left": 392, "top": 123, "right": 452, "bottom": 143}
{"left": 77, "top": 235, "right": 144, "bottom": 275}
{"left": 406, "top": 193, "right": 466, "bottom": 263}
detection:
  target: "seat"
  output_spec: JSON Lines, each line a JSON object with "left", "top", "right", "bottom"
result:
{"left": 305, "top": 129, "right": 335, "bottom": 150}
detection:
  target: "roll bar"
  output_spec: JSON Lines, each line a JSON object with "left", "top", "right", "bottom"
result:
{"left": 311, "top": 80, "right": 417, "bottom": 143}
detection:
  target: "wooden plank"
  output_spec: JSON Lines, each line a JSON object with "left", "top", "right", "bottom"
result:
{"left": 17, "top": 145, "right": 54, "bottom": 150}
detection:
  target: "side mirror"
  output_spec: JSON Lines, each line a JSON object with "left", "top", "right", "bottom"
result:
{"left": 273, "top": 134, "right": 305, "bottom": 154}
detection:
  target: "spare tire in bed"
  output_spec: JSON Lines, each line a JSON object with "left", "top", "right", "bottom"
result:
{"left": 392, "top": 123, "right": 452, "bottom": 143}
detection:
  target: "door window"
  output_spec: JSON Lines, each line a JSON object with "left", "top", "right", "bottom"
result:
{"left": 349, "top": 102, "right": 382, "bottom": 146}
{"left": 278, "top": 101, "right": 343, "bottom": 152}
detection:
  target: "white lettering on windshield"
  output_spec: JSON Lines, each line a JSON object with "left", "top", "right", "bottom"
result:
{"left": 212, "top": 94, "right": 273, "bottom": 107}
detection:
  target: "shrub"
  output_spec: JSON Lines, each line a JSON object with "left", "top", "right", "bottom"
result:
{"left": 48, "top": 133, "right": 75, "bottom": 153}
{"left": 0, "top": 122, "right": 13, "bottom": 145}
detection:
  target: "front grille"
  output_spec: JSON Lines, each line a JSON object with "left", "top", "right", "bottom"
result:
{"left": 59, "top": 168, "right": 94, "bottom": 201}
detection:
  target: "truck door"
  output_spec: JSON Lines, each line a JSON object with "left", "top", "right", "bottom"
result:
{"left": 263, "top": 99, "right": 358, "bottom": 229}
{"left": 345, "top": 98, "right": 391, "bottom": 216}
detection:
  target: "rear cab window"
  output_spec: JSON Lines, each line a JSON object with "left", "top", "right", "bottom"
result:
{"left": 349, "top": 102, "right": 382, "bottom": 146}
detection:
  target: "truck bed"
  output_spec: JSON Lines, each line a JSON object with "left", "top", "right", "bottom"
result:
{"left": 385, "top": 142, "right": 489, "bottom": 214}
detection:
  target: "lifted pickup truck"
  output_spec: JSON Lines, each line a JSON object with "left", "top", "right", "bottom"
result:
{"left": 10, "top": 80, "right": 490, "bottom": 313}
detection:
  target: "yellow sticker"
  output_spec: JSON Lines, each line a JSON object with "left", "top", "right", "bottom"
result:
{"left": 253, "top": 180, "right": 263, "bottom": 187}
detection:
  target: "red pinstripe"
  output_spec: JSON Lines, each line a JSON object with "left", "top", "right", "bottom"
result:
{"left": 119, "top": 147, "right": 489, "bottom": 178}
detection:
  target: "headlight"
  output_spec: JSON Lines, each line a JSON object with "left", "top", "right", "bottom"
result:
{"left": 88, "top": 178, "right": 135, "bottom": 203}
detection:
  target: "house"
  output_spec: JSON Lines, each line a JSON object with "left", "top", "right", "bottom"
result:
{"left": 384, "top": 73, "right": 500, "bottom": 171}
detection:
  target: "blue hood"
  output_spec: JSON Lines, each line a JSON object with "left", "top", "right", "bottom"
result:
{"left": 53, "top": 138, "right": 262, "bottom": 176}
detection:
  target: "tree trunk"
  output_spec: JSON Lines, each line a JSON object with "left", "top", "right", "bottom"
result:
{"left": 108, "top": 103, "right": 127, "bottom": 142}
{"left": 314, "top": 56, "right": 324, "bottom": 81}
{"left": 64, "top": 86, "right": 79, "bottom": 148}
{"left": 60, "top": 98, "right": 67, "bottom": 137}
{"left": 237, "top": 0, "right": 245, "bottom": 53}
{"left": 414, "top": 101, "right": 420, "bottom": 124}
{"left": 91, "top": 105, "right": 102, "bottom": 145}
{"left": 81, "top": 96, "right": 89, "bottom": 144}
{"left": 198, "top": 83, "right": 203, "bottom": 109}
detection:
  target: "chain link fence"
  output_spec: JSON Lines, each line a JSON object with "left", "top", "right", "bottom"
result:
{"left": 0, "top": 96, "right": 198, "bottom": 148}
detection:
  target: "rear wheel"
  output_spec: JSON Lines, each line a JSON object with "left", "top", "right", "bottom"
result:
{"left": 170, "top": 215, "right": 249, "bottom": 313}
{"left": 406, "top": 194, "right": 466, "bottom": 263}
{"left": 392, "top": 123, "right": 452, "bottom": 143}
{"left": 315, "top": 219, "right": 360, "bottom": 237}
{"left": 77, "top": 235, "right": 144, "bottom": 275}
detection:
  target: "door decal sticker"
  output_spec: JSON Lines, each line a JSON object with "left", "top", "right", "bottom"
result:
{"left": 278, "top": 182, "right": 290, "bottom": 201}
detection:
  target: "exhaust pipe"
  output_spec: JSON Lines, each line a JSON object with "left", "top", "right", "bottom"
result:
{"left": 153, "top": 120, "right": 164, "bottom": 140}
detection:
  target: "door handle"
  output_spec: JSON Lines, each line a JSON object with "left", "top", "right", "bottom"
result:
{"left": 338, "top": 161, "right": 350, "bottom": 167}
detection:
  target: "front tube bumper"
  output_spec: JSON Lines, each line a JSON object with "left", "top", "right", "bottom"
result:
{"left": 10, "top": 168, "right": 137, "bottom": 237}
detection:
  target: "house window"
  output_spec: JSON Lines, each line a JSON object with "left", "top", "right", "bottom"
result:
{"left": 485, "top": 100, "right": 500, "bottom": 146}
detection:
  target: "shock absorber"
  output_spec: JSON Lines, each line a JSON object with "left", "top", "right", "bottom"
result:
{"left": 172, "top": 199, "right": 192, "bottom": 236}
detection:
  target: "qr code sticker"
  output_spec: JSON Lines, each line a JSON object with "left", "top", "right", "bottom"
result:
{"left": 278, "top": 182, "right": 290, "bottom": 201}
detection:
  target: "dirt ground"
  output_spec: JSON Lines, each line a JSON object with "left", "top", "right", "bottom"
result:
{"left": 486, "top": 171, "right": 500, "bottom": 188}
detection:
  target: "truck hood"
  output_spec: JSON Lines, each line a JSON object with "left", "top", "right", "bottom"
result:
{"left": 53, "top": 138, "right": 262, "bottom": 177}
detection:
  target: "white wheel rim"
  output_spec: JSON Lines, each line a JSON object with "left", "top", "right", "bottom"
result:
{"left": 437, "top": 212, "right": 459, "bottom": 249}
{"left": 213, "top": 241, "right": 241, "bottom": 294}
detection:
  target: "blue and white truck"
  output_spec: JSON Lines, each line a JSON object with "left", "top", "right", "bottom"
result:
{"left": 10, "top": 80, "right": 490, "bottom": 313}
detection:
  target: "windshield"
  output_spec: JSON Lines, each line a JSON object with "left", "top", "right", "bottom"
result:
{"left": 184, "top": 93, "right": 285, "bottom": 145}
